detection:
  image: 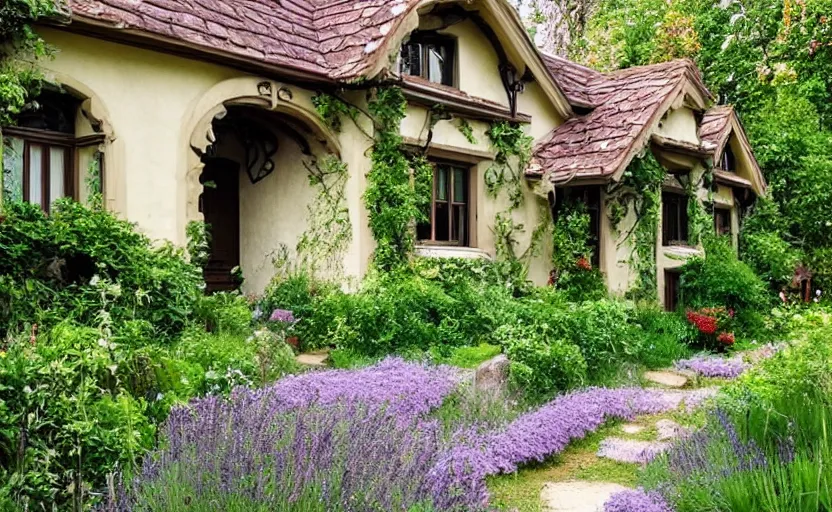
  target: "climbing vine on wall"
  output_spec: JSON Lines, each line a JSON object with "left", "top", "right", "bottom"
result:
{"left": 363, "top": 86, "right": 425, "bottom": 270}
{"left": 0, "top": 0, "right": 57, "bottom": 126}
{"left": 297, "top": 155, "right": 352, "bottom": 276}
{"left": 485, "top": 121, "right": 537, "bottom": 275}
{"left": 686, "top": 167, "right": 714, "bottom": 246}
{"left": 606, "top": 151, "right": 665, "bottom": 301}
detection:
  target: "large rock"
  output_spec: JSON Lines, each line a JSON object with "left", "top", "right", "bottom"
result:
{"left": 656, "top": 419, "right": 689, "bottom": 441}
{"left": 474, "top": 354, "right": 510, "bottom": 392}
{"left": 540, "top": 481, "right": 630, "bottom": 512}
{"left": 643, "top": 370, "right": 688, "bottom": 388}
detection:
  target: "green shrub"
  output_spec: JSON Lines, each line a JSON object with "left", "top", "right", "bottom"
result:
{"left": 194, "top": 292, "right": 253, "bottom": 335}
{"left": 0, "top": 200, "right": 202, "bottom": 339}
{"left": 0, "top": 323, "right": 155, "bottom": 508}
{"left": 681, "top": 236, "right": 769, "bottom": 332}
{"left": 497, "top": 324, "right": 587, "bottom": 396}
{"left": 631, "top": 304, "right": 694, "bottom": 367}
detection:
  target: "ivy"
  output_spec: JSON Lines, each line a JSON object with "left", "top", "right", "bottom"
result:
{"left": 485, "top": 121, "right": 533, "bottom": 209}
{"left": 456, "top": 118, "right": 477, "bottom": 144}
{"left": 297, "top": 155, "right": 352, "bottom": 276}
{"left": 0, "top": 0, "right": 56, "bottom": 127}
{"left": 607, "top": 152, "right": 665, "bottom": 300}
{"left": 311, "top": 93, "right": 358, "bottom": 133}
{"left": 686, "top": 167, "right": 714, "bottom": 246}
{"left": 363, "top": 86, "right": 423, "bottom": 271}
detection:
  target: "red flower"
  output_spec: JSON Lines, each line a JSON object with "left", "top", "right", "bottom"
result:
{"left": 717, "top": 332, "right": 735, "bottom": 345}
{"left": 686, "top": 311, "right": 719, "bottom": 335}
{"left": 576, "top": 257, "right": 592, "bottom": 271}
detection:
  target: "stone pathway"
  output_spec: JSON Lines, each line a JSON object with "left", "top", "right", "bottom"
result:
{"left": 643, "top": 370, "right": 689, "bottom": 388}
{"left": 540, "top": 481, "right": 631, "bottom": 512}
{"left": 296, "top": 350, "right": 329, "bottom": 367}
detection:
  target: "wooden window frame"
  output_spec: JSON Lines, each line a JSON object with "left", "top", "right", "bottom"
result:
{"left": 4, "top": 126, "right": 105, "bottom": 212}
{"left": 720, "top": 145, "right": 737, "bottom": 172}
{"left": 400, "top": 33, "right": 457, "bottom": 87}
{"left": 714, "top": 207, "right": 732, "bottom": 237}
{"left": 664, "top": 269, "right": 682, "bottom": 312}
{"left": 662, "top": 191, "right": 689, "bottom": 246}
{"left": 418, "top": 161, "right": 471, "bottom": 247}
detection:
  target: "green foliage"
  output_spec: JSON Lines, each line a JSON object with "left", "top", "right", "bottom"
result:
{"left": 363, "top": 86, "right": 423, "bottom": 270}
{"left": 607, "top": 152, "right": 665, "bottom": 300}
{"left": 259, "top": 268, "right": 343, "bottom": 352}
{"left": 741, "top": 199, "right": 803, "bottom": 289}
{"left": 681, "top": 236, "right": 768, "bottom": 311}
{"left": 311, "top": 93, "right": 357, "bottom": 133}
{"left": 456, "top": 118, "right": 477, "bottom": 144}
{"left": 297, "top": 155, "right": 352, "bottom": 276}
{"left": 193, "top": 292, "right": 252, "bottom": 335}
{"left": 484, "top": 122, "right": 533, "bottom": 209}
{"left": 0, "top": 200, "right": 203, "bottom": 339}
{"left": 437, "top": 343, "right": 503, "bottom": 369}
{"left": 631, "top": 303, "right": 695, "bottom": 367}
{"left": 0, "top": 0, "right": 55, "bottom": 127}
{"left": 551, "top": 201, "right": 607, "bottom": 300}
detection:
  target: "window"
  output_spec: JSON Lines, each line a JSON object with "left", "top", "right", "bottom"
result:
{"left": 720, "top": 145, "right": 736, "bottom": 172}
{"left": 662, "top": 192, "right": 689, "bottom": 246}
{"left": 2, "top": 90, "right": 88, "bottom": 212}
{"left": 714, "top": 208, "right": 732, "bottom": 236}
{"left": 562, "top": 186, "right": 602, "bottom": 267}
{"left": 665, "top": 270, "right": 682, "bottom": 312}
{"left": 417, "top": 163, "right": 469, "bottom": 246}
{"left": 400, "top": 33, "right": 456, "bottom": 87}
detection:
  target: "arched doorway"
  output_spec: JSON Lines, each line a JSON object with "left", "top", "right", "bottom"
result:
{"left": 199, "top": 157, "right": 241, "bottom": 292}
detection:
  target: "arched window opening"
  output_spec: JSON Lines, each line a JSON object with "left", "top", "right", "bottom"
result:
{"left": 2, "top": 87, "right": 105, "bottom": 212}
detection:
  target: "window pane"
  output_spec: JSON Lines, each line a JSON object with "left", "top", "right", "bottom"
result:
{"left": 436, "top": 167, "right": 448, "bottom": 201}
{"left": 452, "top": 204, "right": 467, "bottom": 243}
{"left": 28, "top": 144, "right": 43, "bottom": 206}
{"left": 2, "top": 136, "right": 24, "bottom": 202}
{"left": 427, "top": 44, "right": 446, "bottom": 84}
{"left": 49, "top": 147, "right": 66, "bottom": 205}
{"left": 401, "top": 43, "right": 422, "bottom": 77}
{"left": 435, "top": 202, "right": 449, "bottom": 241}
{"left": 453, "top": 168, "right": 467, "bottom": 203}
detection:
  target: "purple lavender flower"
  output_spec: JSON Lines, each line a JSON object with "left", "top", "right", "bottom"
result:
{"left": 269, "top": 308, "right": 296, "bottom": 323}
{"left": 676, "top": 355, "right": 749, "bottom": 378}
{"left": 604, "top": 489, "right": 674, "bottom": 512}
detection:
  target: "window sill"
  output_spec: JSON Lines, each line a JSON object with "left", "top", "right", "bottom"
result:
{"left": 415, "top": 245, "right": 492, "bottom": 261}
{"left": 662, "top": 245, "right": 703, "bottom": 259}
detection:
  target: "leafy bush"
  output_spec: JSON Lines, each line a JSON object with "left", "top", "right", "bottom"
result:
{"left": 630, "top": 303, "right": 693, "bottom": 368}
{"left": 496, "top": 324, "right": 588, "bottom": 394}
{"left": 0, "top": 200, "right": 202, "bottom": 339}
{"left": 193, "top": 292, "right": 253, "bottom": 335}
{"left": 680, "top": 236, "right": 769, "bottom": 332}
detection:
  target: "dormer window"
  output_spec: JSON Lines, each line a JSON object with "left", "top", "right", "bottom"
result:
{"left": 400, "top": 33, "right": 456, "bottom": 87}
{"left": 720, "top": 145, "right": 736, "bottom": 172}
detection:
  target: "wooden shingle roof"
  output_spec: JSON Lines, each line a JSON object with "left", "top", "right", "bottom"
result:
{"left": 68, "top": 0, "right": 424, "bottom": 81}
{"left": 530, "top": 57, "right": 712, "bottom": 184}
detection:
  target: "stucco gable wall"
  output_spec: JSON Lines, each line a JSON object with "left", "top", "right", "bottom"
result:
{"left": 654, "top": 107, "right": 701, "bottom": 145}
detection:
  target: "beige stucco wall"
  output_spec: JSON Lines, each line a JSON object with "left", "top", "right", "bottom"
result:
{"left": 38, "top": 28, "right": 239, "bottom": 242}
{"left": 440, "top": 20, "right": 509, "bottom": 108}
{"left": 655, "top": 107, "right": 700, "bottom": 144}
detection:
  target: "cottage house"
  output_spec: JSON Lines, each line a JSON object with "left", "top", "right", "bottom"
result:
{"left": 0, "top": 0, "right": 765, "bottom": 309}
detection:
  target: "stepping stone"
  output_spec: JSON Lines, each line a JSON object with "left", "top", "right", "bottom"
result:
{"left": 644, "top": 370, "right": 688, "bottom": 388}
{"left": 621, "top": 424, "right": 645, "bottom": 435}
{"left": 656, "top": 419, "right": 689, "bottom": 441}
{"left": 540, "top": 481, "right": 631, "bottom": 512}
{"left": 597, "top": 438, "right": 669, "bottom": 464}
{"left": 296, "top": 351, "right": 329, "bottom": 367}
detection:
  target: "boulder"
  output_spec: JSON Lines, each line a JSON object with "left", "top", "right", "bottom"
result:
{"left": 474, "top": 354, "right": 510, "bottom": 392}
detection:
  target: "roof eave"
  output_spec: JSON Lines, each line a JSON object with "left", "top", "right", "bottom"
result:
{"left": 59, "top": 15, "right": 338, "bottom": 87}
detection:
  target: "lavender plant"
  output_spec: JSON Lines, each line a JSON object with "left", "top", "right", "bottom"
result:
{"left": 604, "top": 489, "right": 674, "bottom": 512}
{"left": 675, "top": 355, "right": 750, "bottom": 378}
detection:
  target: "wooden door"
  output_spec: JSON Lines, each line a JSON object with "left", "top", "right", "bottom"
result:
{"left": 200, "top": 158, "right": 241, "bottom": 293}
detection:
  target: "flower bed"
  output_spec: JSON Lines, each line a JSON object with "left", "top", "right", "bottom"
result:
{"left": 430, "top": 387, "right": 717, "bottom": 509}
{"left": 675, "top": 355, "right": 749, "bottom": 378}
{"left": 604, "top": 489, "right": 673, "bottom": 512}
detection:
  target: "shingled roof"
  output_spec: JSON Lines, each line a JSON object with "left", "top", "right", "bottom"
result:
{"left": 530, "top": 55, "right": 713, "bottom": 185}
{"left": 699, "top": 105, "right": 734, "bottom": 157}
{"left": 68, "top": 0, "right": 425, "bottom": 81}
